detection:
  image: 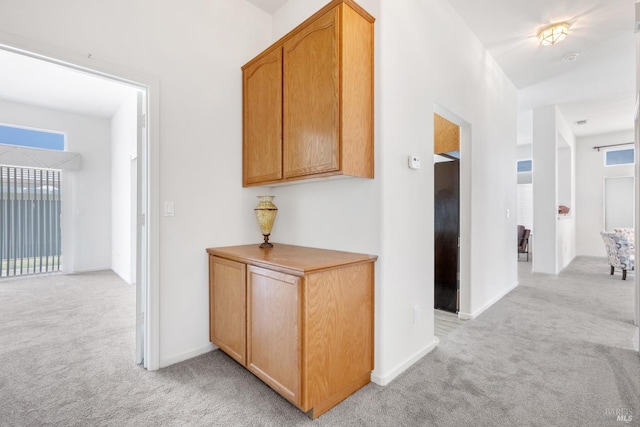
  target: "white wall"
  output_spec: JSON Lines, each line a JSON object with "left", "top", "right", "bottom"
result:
{"left": 532, "top": 107, "right": 557, "bottom": 273}
{"left": 557, "top": 217, "right": 575, "bottom": 271}
{"left": 532, "top": 105, "right": 576, "bottom": 273}
{"left": 271, "top": 0, "right": 517, "bottom": 384}
{"left": 0, "top": 0, "right": 518, "bottom": 376}
{"left": 0, "top": 0, "right": 273, "bottom": 366}
{"left": 0, "top": 99, "right": 112, "bottom": 273}
{"left": 517, "top": 184, "right": 533, "bottom": 231}
{"left": 576, "top": 130, "right": 635, "bottom": 256}
{"left": 556, "top": 118, "right": 576, "bottom": 271}
{"left": 517, "top": 143, "right": 533, "bottom": 159}
{"left": 111, "top": 93, "right": 138, "bottom": 284}
{"left": 557, "top": 146, "right": 572, "bottom": 208}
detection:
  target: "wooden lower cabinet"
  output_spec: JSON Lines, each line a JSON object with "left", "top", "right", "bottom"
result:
{"left": 247, "top": 266, "right": 302, "bottom": 406}
{"left": 209, "top": 256, "right": 246, "bottom": 365}
{"left": 207, "top": 244, "right": 377, "bottom": 419}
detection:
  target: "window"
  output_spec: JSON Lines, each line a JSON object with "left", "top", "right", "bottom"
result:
{"left": 0, "top": 125, "right": 64, "bottom": 151}
{"left": 605, "top": 148, "right": 634, "bottom": 166}
{"left": 517, "top": 159, "right": 532, "bottom": 173}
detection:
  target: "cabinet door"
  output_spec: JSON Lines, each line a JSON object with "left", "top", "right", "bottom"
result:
{"left": 243, "top": 48, "right": 283, "bottom": 186}
{"left": 209, "top": 256, "right": 246, "bottom": 365}
{"left": 283, "top": 7, "right": 340, "bottom": 178}
{"left": 247, "top": 266, "right": 302, "bottom": 407}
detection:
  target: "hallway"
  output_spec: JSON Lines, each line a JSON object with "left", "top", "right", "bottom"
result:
{"left": 0, "top": 258, "right": 638, "bottom": 425}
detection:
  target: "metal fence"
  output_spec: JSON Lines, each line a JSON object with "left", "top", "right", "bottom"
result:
{"left": 0, "top": 166, "right": 62, "bottom": 277}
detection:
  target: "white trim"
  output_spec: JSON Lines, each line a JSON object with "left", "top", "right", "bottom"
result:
{"left": 0, "top": 31, "right": 154, "bottom": 92}
{"left": 458, "top": 280, "right": 518, "bottom": 320}
{"left": 145, "top": 76, "right": 161, "bottom": 371}
{"left": 0, "top": 33, "right": 161, "bottom": 372}
{"left": 370, "top": 339, "right": 438, "bottom": 386}
{"left": 160, "top": 344, "right": 217, "bottom": 369}
{"left": 67, "top": 267, "right": 114, "bottom": 274}
{"left": 635, "top": 90, "right": 640, "bottom": 339}
{"left": 457, "top": 311, "right": 473, "bottom": 320}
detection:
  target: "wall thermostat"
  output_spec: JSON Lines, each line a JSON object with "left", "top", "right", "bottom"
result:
{"left": 408, "top": 155, "right": 421, "bottom": 170}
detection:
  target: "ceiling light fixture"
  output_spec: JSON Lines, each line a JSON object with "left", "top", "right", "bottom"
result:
{"left": 538, "top": 22, "right": 570, "bottom": 46}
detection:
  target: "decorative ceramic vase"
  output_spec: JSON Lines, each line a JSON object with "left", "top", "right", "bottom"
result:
{"left": 254, "top": 196, "right": 278, "bottom": 248}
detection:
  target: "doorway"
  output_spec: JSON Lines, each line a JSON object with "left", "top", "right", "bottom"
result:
{"left": 0, "top": 44, "right": 154, "bottom": 368}
{"left": 433, "top": 113, "right": 461, "bottom": 314}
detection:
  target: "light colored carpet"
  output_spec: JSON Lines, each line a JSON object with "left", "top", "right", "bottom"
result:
{"left": 0, "top": 258, "right": 638, "bottom": 426}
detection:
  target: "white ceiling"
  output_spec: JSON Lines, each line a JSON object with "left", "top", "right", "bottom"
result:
{"left": 445, "top": 0, "right": 637, "bottom": 140}
{"left": 246, "top": 0, "right": 289, "bottom": 14}
{"left": 247, "top": 0, "right": 637, "bottom": 141}
{"left": 0, "top": 49, "right": 138, "bottom": 119}
{"left": 1, "top": 0, "right": 635, "bottom": 142}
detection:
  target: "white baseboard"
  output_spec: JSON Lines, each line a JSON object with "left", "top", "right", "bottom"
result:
{"left": 66, "top": 267, "right": 112, "bottom": 274}
{"left": 458, "top": 311, "right": 473, "bottom": 320}
{"left": 159, "top": 343, "right": 216, "bottom": 369}
{"left": 111, "top": 266, "right": 133, "bottom": 285}
{"left": 458, "top": 280, "right": 519, "bottom": 320}
{"left": 370, "top": 339, "right": 438, "bottom": 386}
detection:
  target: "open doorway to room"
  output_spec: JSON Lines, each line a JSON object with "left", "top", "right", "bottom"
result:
{"left": 433, "top": 107, "right": 473, "bottom": 339}
{"left": 517, "top": 155, "right": 533, "bottom": 268}
{"left": 0, "top": 46, "right": 151, "bottom": 367}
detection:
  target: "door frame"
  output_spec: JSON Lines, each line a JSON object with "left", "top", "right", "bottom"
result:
{"left": 0, "top": 36, "right": 161, "bottom": 370}
{"left": 434, "top": 104, "right": 471, "bottom": 319}
{"left": 635, "top": 92, "right": 640, "bottom": 337}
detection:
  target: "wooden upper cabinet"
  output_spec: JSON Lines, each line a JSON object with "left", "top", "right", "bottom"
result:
{"left": 283, "top": 8, "right": 340, "bottom": 178}
{"left": 243, "top": 48, "right": 283, "bottom": 186}
{"left": 241, "top": 0, "right": 374, "bottom": 187}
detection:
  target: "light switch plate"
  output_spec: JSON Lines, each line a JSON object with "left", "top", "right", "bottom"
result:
{"left": 164, "top": 201, "right": 175, "bottom": 217}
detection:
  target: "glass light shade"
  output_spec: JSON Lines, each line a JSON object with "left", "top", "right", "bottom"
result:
{"left": 538, "top": 23, "right": 569, "bottom": 46}
{"left": 254, "top": 196, "right": 278, "bottom": 248}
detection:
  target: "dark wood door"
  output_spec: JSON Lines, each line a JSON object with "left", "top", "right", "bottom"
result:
{"left": 434, "top": 160, "right": 459, "bottom": 313}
